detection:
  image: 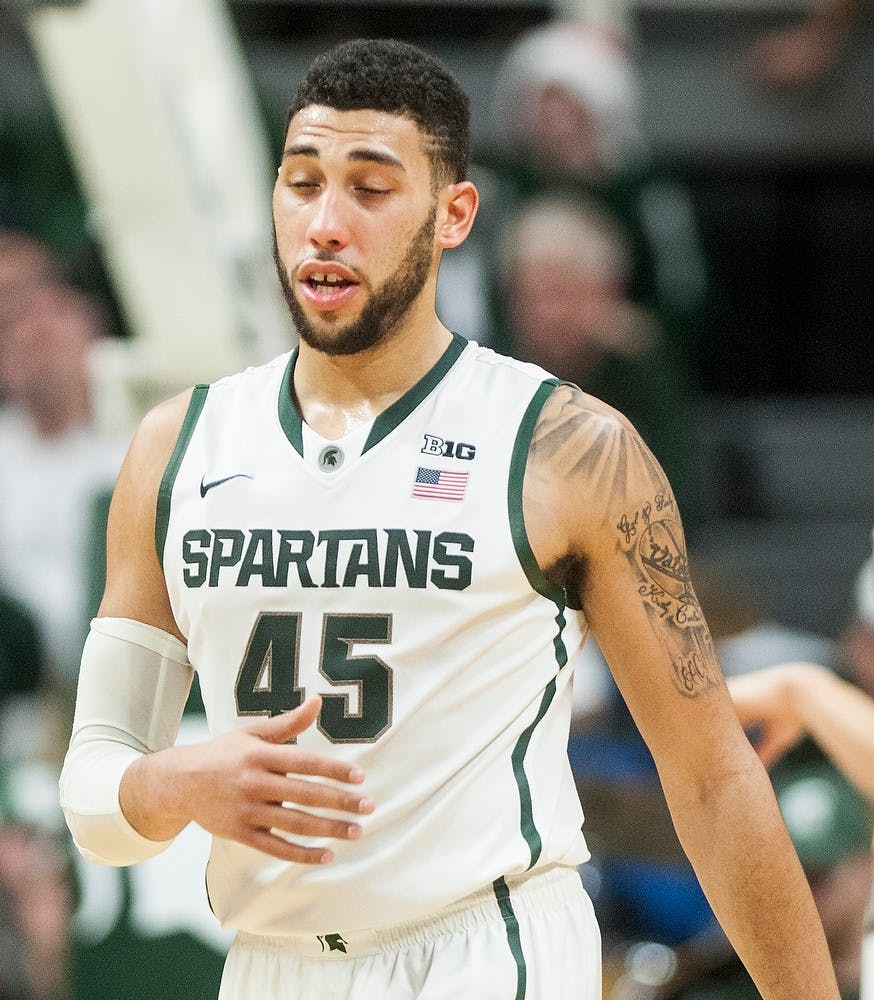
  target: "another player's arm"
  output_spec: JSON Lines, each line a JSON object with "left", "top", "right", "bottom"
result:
{"left": 525, "top": 385, "right": 839, "bottom": 1000}
{"left": 62, "top": 393, "right": 373, "bottom": 866}
{"left": 730, "top": 661, "right": 874, "bottom": 803}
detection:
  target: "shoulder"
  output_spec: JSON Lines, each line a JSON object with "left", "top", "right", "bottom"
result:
{"left": 99, "top": 389, "right": 198, "bottom": 633}
{"left": 526, "top": 383, "right": 671, "bottom": 554}
{"left": 126, "top": 353, "right": 291, "bottom": 481}
{"left": 129, "top": 388, "right": 197, "bottom": 475}
{"left": 530, "top": 382, "right": 644, "bottom": 485}
{"left": 207, "top": 352, "right": 292, "bottom": 396}
{"left": 106, "top": 388, "right": 200, "bottom": 523}
{"left": 463, "top": 340, "right": 557, "bottom": 387}
{"left": 535, "top": 381, "right": 634, "bottom": 432}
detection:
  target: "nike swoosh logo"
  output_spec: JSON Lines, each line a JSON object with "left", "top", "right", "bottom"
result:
{"left": 200, "top": 474, "right": 253, "bottom": 498}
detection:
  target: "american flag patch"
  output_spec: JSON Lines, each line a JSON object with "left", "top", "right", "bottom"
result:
{"left": 412, "top": 466, "right": 469, "bottom": 501}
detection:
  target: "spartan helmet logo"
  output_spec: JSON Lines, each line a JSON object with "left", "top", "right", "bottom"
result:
{"left": 318, "top": 445, "right": 344, "bottom": 472}
{"left": 317, "top": 932, "right": 349, "bottom": 954}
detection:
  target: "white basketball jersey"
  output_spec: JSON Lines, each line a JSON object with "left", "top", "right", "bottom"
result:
{"left": 159, "top": 334, "right": 590, "bottom": 935}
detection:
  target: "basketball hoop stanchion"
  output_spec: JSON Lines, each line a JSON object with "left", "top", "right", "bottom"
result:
{"left": 24, "top": 0, "right": 294, "bottom": 434}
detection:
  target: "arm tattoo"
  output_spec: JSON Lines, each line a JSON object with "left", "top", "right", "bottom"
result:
{"left": 531, "top": 385, "right": 664, "bottom": 498}
{"left": 620, "top": 494, "right": 721, "bottom": 698}
{"left": 533, "top": 385, "right": 722, "bottom": 699}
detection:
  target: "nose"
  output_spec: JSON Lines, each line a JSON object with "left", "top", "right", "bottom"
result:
{"left": 306, "top": 187, "right": 350, "bottom": 251}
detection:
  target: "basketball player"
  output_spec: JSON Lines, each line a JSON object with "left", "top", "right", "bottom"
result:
{"left": 60, "top": 39, "right": 840, "bottom": 999}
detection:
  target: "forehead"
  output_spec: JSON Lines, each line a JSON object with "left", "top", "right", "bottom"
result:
{"left": 284, "top": 105, "right": 432, "bottom": 168}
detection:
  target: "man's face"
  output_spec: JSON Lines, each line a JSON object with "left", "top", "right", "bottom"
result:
{"left": 272, "top": 106, "right": 441, "bottom": 356}
{"left": 0, "top": 286, "right": 95, "bottom": 400}
{"left": 527, "top": 85, "right": 602, "bottom": 181}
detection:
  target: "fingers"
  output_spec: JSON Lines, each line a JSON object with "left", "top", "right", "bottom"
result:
{"left": 244, "top": 700, "right": 367, "bottom": 786}
{"left": 238, "top": 805, "right": 367, "bottom": 865}
{"left": 263, "top": 747, "right": 367, "bottom": 787}
{"left": 248, "top": 695, "right": 322, "bottom": 743}
{"left": 252, "top": 805, "right": 364, "bottom": 843}
{"left": 227, "top": 696, "right": 375, "bottom": 865}
{"left": 244, "top": 828, "right": 335, "bottom": 866}
{"left": 248, "top": 772, "right": 374, "bottom": 817}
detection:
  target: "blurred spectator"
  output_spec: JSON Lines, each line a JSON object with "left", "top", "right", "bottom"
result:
{"left": 0, "top": 263, "right": 124, "bottom": 690}
{"left": 745, "top": 0, "right": 868, "bottom": 93}
{"left": 0, "top": 592, "right": 72, "bottom": 1000}
{"left": 552, "top": 0, "right": 634, "bottom": 40}
{"left": 0, "top": 588, "right": 61, "bottom": 814}
{"left": 0, "top": 232, "right": 225, "bottom": 998}
{"left": 490, "top": 19, "right": 710, "bottom": 374}
{"left": 497, "top": 192, "right": 695, "bottom": 506}
{"left": 0, "top": 820, "right": 72, "bottom": 1000}
{"left": 0, "top": 590, "right": 48, "bottom": 741}
{"left": 494, "top": 20, "right": 646, "bottom": 187}
{"left": 728, "top": 546, "right": 874, "bottom": 806}
{"left": 0, "top": 231, "right": 60, "bottom": 315}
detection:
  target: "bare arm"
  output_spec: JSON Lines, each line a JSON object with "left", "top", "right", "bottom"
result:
{"left": 525, "top": 385, "right": 839, "bottom": 999}
{"left": 71, "top": 391, "right": 373, "bottom": 865}
{"left": 97, "top": 390, "right": 192, "bottom": 637}
{"left": 730, "top": 661, "right": 874, "bottom": 804}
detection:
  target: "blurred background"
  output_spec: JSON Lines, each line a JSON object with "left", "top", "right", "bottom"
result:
{"left": 0, "top": 0, "right": 871, "bottom": 997}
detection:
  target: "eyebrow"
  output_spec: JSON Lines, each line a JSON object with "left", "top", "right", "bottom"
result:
{"left": 281, "top": 143, "right": 406, "bottom": 171}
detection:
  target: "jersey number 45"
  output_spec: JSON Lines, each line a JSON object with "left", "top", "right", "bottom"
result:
{"left": 234, "top": 612, "right": 393, "bottom": 743}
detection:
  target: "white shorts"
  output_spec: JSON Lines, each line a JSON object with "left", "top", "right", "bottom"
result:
{"left": 218, "top": 865, "right": 600, "bottom": 999}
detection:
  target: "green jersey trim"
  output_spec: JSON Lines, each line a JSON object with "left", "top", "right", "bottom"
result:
{"left": 507, "top": 378, "right": 566, "bottom": 606}
{"left": 277, "top": 348, "right": 303, "bottom": 454}
{"left": 513, "top": 677, "right": 558, "bottom": 869}
{"left": 155, "top": 385, "right": 209, "bottom": 563}
{"left": 276, "top": 333, "right": 467, "bottom": 457}
{"left": 493, "top": 877, "right": 528, "bottom": 1000}
{"left": 362, "top": 332, "right": 466, "bottom": 453}
{"left": 508, "top": 378, "right": 572, "bottom": 866}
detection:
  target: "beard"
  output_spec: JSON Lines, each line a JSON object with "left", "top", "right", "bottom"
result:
{"left": 273, "top": 207, "right": 437, "bottom": 357}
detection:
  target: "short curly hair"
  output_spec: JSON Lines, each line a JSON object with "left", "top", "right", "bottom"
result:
{"left": 286, "top": 39, "right": 470, "bottom": 185}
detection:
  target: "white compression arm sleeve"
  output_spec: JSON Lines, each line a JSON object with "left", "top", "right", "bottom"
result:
{"left": 59, "top": 617, "right": 194, "bottom": 866}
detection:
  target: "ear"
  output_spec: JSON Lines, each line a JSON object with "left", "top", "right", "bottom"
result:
{"left": 436, "top": 181, "right": 479, "bottom": 250}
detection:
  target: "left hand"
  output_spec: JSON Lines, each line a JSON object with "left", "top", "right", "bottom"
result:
{"left": 727, "top": 663, "right": 810, "bottom": 767}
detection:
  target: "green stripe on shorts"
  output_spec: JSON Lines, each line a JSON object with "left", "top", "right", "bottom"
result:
{"left": 493, "top": 877, "right": 527, "bottom": 1000}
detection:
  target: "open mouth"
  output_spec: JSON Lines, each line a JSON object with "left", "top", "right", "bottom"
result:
{"left": 306, "top": 272, "right": 356, "bottom": 291}
{"left": 298, "top": 266, "right": 361, "bottom": 310}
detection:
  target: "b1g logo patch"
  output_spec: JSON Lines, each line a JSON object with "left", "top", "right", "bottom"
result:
{"left": 421, "top": 434, "right": 476, "bottom": 460}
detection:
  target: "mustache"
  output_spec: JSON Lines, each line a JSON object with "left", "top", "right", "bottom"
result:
{"left": 294, "top": 253, "right": 361, "bottom": 281}
{"left": 270, "top": 227, "right": 360, "bottom": 282}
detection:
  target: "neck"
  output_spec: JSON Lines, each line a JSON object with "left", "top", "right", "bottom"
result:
{"left": 292, "top": 304, "right": 452, "bottom": 441}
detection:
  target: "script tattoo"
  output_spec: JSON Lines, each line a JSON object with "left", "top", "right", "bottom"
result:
{"left": 616, "top": 500, "right": 719, "bottom": 696}
{"left": 617, "top": 497, "right": 691, "bottom": 618}
{"left": 671, "top": 629, "right": 719, "bottom": 695}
